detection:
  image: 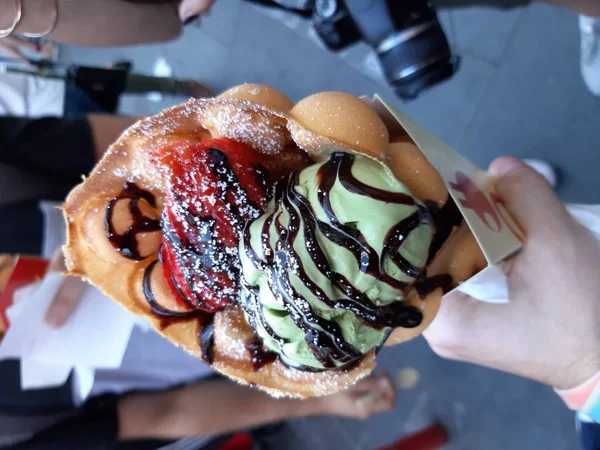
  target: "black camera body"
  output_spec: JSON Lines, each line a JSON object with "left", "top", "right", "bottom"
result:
{"left": 247, "top": 0, "right": 460, "bottom": 99}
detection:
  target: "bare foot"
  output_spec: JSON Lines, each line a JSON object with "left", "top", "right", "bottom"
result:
{"left": 318, "top": 373, "right": 395, "bottom": 419}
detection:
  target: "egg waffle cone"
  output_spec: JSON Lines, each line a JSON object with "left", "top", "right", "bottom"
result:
{"left": 63, "top": 87, "right": 485, "bottom": 397}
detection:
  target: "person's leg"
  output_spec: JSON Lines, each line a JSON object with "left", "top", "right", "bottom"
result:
{"left": 63, "top": 82, "right": 107, "bottom": 118}
{"left": 576, "top": 411, "right": 600, "bottom": 450}
{"left": 118, "top": 374, "right": 395, "bottom": 441}
{"left": 0, "top": 117, "right": 96, "bottom": 184}
{"left": 7, "top": 395, "right": 150, "bottom": 450}
{"left": 0, "top": 202, "right": 44, "bottom": 255}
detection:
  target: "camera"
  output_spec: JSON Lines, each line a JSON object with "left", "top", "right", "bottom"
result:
{"left": 247, "top": 0, "right": 460, "bottom": 100}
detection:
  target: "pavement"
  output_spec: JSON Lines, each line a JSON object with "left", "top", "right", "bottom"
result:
{"left": 60, "top": 2, "right": 600, "bottom": 448}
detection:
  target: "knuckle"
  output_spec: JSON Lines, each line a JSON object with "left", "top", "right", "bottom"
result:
{"left": 498, "top": 166, "right": 546, "bottom": 200}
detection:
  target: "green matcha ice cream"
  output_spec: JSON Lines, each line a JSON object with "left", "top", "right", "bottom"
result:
{"left": 239, "top": 152, "right": 434, "bottom": 371}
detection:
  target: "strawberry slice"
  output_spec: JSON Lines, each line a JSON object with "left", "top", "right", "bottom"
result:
{"left": 153, "top": 138, "right": 270, "bottom": 312}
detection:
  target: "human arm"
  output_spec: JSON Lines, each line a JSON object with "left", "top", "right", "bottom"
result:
{"left": 118, "top": 374, "right": 394, "bottom": 439}
{"left": 0, "top": 34, "right": 41, "bottom": 62}
{"left": 86, "top": 114, "right": 139, "bottom": 161}
{"left": 424, "top": 157, "right": 600, "bottom": 391}
{"left": 2, "top": 0, "right": 183, "bottom": 47}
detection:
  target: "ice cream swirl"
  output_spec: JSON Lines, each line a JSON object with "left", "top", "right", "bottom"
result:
{"left": 240, "top": 152, "right": 434, "bottom": 371}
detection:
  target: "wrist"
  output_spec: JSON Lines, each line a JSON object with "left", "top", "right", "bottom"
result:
{"left": 294, "top": 397, "right": 328, "bottom": 418}
{"left": 548, "top": 352, "right": 600, "bottom": 391}
{"left": 555, "top": 369, "right": 600, "bottom": 411}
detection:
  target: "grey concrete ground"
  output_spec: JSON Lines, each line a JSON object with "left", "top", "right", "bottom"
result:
{"left": 60, "top": 2, "right": 599, "bottom": 448}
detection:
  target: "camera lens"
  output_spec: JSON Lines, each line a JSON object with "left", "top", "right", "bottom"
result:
{"left": 374, "top": 2, "right": 459, "bottom": 99}
{"left": 377, "top": 21, "right": 459, "bottom": 99}
{"left": 338, "top": 0, "right": 459, "bottom": 99}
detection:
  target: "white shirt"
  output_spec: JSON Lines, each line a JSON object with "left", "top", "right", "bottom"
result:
{"left": 40, "top": 202, "right": 214, "bottom": 401}
{"left": 0, "top": 70, "right": 64, "bottom": 117}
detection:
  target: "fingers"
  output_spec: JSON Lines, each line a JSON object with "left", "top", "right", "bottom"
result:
{"left": 368, "top": 375, "right": 395, "bottom": 413}
{"left": 44, "top": 248, "right": 86, "bottom": 328}
{"left": 377, "top": 371, "right": 396, "bottom": 407}
{"left": 0, "top": 35, "right": 40, "bottom": 62}
{"left": 46, "top": 248, "right": 67, "bottom": 274}
{"left": 0, "top": 254, "right": 13, "bottom": 293}
{"left": 489, "top": 157, "right": 571, "bottom": 235}
{"left": 423, "top": 291, "right": 472, "bottom": 351}
{"left": 4, "top": 35, "right": 40, "bottom": 51}
{"left": 0, "top": 44, "right": 27, "bottom": 62}
{"left": 352, "top": 373, "right": 395, "bottom": 416}
{"left": 44, "top": 276, "right": 87, "bottom": 328}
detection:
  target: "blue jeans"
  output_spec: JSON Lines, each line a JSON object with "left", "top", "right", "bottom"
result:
{"left": 577, "top": 412, "right": 600, "bottom": 450}
{"left": 63, "top": 82, "right": 106, "bottom": 118}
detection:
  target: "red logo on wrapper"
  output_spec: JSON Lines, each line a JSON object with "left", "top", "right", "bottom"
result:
{"left": 449, "top": 171, "right": 502, "bottom": 232}
{"left": 370, "top": 95, "right": 523, "bottom": 265}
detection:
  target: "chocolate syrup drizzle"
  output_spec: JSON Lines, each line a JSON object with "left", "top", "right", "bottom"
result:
{"left": 245, "top": 337, "right": 278, "bottom": 370}
{"left": 161, "top": 209, "right": 236, "bottom": 310}
{"left": 199, "top": 314, "right": 216, "bottom": 365}
{"left": 414, "top": 274, "right": 453, "bottom": 298}
{"left": 142, "top": 253, "right": 216, "bottom": 366}
{"left": 105, "top": 151, "right": 462, "bottom": 373}
{"left": 315, "top": 154, "right": 429, "bottom": 288}
{"left": 241, "top": 153, "right": 434, "bottom": 371}
{"left": 143, "top": 259, "right": 204, "bottom": 319}
{"left": 425, "top": 199, "right": 463, "bottom": 263}
{"left": 207, "top": 147, "right": 264, "bottom": 228}
{"left": 412, "top": 198, "right": 465, "bottom": 297}
{"left": 105, "top": 182, "right": 161, "bottom": 260}
{"left": 104, "top": 150, "right": 272, "bottom": 368}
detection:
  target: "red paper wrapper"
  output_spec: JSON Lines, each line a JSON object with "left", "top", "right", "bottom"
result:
{"left": 0, "top": 256, "right": 49, "bottom": 332}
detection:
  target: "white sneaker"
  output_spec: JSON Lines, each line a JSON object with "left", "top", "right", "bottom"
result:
{"left": 523, "top": 159, "right": 558, "bottom": 188}
{"left": 580, "top": 15, "right": 600, "bottom": 96}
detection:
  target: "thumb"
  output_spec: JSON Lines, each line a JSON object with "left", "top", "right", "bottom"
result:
{"left": 489, "top": 157, "right": 570, "bottom": 234}
{"left": 44, "top": 276, "right": 87, "bottom": 328}
{"left": 44, "top": 249, "right": 86, "bottom": 328}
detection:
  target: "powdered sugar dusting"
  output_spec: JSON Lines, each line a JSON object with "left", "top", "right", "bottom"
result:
{"left": 203, "top": 104, "right": 288, "bottom": 155}
{"left": 74, "top": 95, "right": 389, "bottom": 397}
{"left": 215, "top": 306, "right": 256, "bottom": 361}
